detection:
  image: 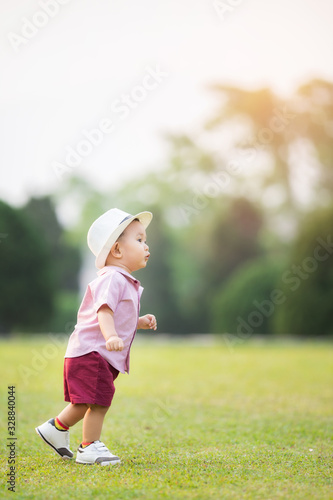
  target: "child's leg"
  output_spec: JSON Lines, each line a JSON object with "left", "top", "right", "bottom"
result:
{"left": 76, "top": 404, "right": 120, "bottom": 465}
{"left": 57, "top": 403, "right": 88, "bottom": 428}
{"left": 82, "top": 404, "right": 110, "bottom": 443}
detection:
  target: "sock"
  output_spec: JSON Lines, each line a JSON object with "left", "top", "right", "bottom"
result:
{"left": 54, "top": 417, "right": 69, "bottom": 431}
{"left": 81, "top": 441, "right": 94, "bottom": 448}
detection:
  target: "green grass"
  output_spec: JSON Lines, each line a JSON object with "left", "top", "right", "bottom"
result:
{"left": 0, "top": 335, "right": 332, "bottom": 499}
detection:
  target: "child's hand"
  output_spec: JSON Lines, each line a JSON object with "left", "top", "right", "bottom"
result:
{"left": 138, "top": 314, "right": 157, "bottom": 331}
{"left": 106, "top": 336, "right": 124, "bottom": 351}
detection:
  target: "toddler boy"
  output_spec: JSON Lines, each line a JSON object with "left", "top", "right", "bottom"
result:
{"left": 36, "top": 208, "right": 157, "bottom": 465}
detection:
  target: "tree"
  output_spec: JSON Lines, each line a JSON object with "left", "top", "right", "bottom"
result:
{"left": 21, "top": 196, "right": 83, "bottom": 333}
{"left": 211, "top": 257, "right": 286, "bottom": 335}
{"left": 179, "top": 197, "right": 265, "bottom": 333}
{"left": 206, "top": 79, "right": 333, "bottom": 224}
{"left": 0, "top": 200, "right": 55, "bottom": 332}
{"left": 22, "top": 196, "right": 81, "bottom": 291}
{"left": 205, "top": 197, "right": 264, "bottom": 286}
{"left": 291, "top": 79, "right": 333, "bottom": 197}
{"left": 273, "top": 206, "right": 333, "bottom": 336}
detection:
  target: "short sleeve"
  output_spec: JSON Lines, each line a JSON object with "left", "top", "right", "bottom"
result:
{"left": 91, "top": 271, "right": 125, "bottom": 314}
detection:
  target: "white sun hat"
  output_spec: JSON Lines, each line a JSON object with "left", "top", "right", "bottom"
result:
{"left": 87, "top": 208, "right": 153, "bottom": 269}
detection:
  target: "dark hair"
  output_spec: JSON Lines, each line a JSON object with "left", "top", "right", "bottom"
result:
{"left": 117, "top": 218, "right": 140, "bottom": 240}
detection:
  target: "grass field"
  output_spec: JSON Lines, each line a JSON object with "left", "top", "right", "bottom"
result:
{"left": 0, "top": 335, "right": 332, "bottom": 499}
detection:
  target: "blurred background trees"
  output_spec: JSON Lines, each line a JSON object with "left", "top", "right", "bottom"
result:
{"left": 273, "top": 205, "right": 333, "bottom": 336}
{"left": 1, "top": 78, "right": 332, "bottom": 336}
{"left": 0, "top": 197, "right": 81, "bottom": 333}
{"left": 0, "top": 199, "right": 54, "bottom": 333}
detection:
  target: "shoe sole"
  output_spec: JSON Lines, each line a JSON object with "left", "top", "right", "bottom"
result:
{"left": 76, "top": 459, "right": 121, "bottom": 466}
{"left": 35, "top": 427, "right": 73, "bottom": 459}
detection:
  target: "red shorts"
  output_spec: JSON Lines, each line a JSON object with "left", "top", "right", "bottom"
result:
{"left": 63, "top": 351, "right": 119, "bottom": 407}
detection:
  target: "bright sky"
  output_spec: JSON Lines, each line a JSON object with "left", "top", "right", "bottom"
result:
{"left": 1, "top": 0, "right": 333, "bottom": 207}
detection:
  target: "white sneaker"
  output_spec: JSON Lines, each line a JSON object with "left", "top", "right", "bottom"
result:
{"left": 76, "top": 441, "right": 121, "bottom": 465}
{"left": 35, "top": 418, "right": 73, "bottom": 459}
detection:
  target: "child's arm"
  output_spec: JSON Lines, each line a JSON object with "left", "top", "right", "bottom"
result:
{"left": 137, "top": 314, "right": 157, "bottom": 331}
{"left": 98, "top": 304, "right": 124, "bottom": 351}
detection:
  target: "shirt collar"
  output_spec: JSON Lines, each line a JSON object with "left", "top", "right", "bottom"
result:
{"left": 97, "top": 265, "right": 140, "bottom": 286}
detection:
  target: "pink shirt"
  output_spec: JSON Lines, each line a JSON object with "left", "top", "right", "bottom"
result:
{"left": 65, "top": 266, "right": 143, "bottom": 374}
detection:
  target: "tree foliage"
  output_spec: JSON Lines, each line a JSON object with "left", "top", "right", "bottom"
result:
{"left": 211, "top": 257, "right": 286, "bottom": 335}
{"left": 207, "top": 79, "right": 333, "bottom": 213}
{"left": 0, "top": 196, "right": 82, "bottom": 333}
{"left": 22, "top": 197, "right": 81, "bottom": 291}
{"left": 0, "top": 200, "right": 54, "bottom": 332}
{"left": 273, "top": 206, "right": 333, "bottom": 336}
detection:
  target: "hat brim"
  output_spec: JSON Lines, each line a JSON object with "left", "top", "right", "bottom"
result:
{"left": 95, "top": 211, "right": 153, "bottom": 269}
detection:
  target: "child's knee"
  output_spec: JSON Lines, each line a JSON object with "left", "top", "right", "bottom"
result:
{"left": 88, "top": 404, "right": 110, "bottom": 413}
{"left": 73, "top": 403, "right": 89, "bottom": 410}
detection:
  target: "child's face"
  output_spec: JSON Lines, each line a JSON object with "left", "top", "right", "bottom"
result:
{"left": 115, "top": 220, "right": 150, "bottom": 273}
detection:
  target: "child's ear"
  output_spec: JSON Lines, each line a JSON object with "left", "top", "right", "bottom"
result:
{"left": 110, "top": 241, "right": 122, "bottom": 258}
